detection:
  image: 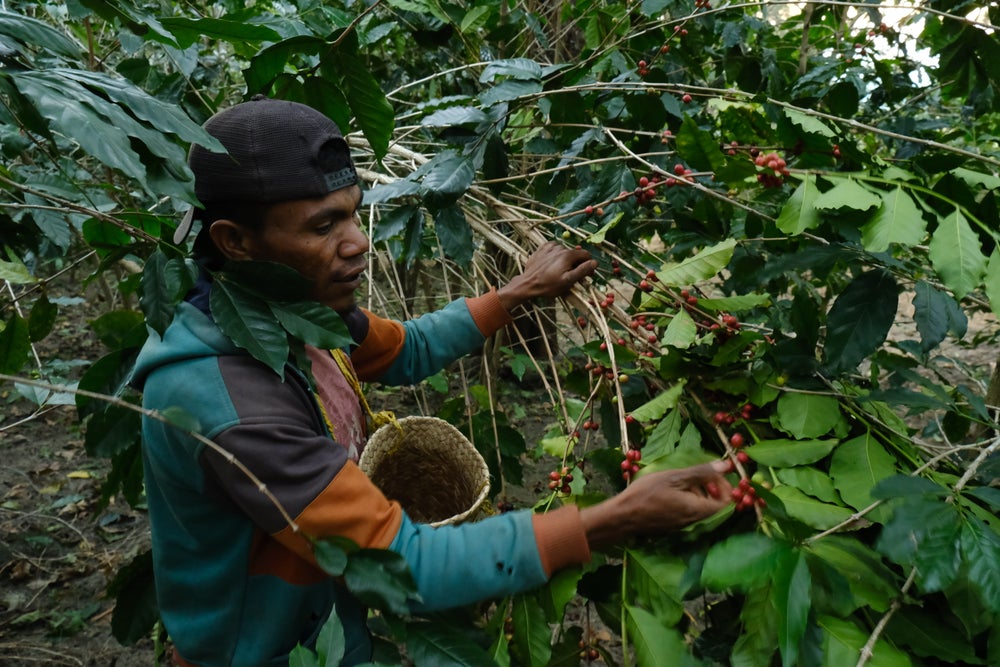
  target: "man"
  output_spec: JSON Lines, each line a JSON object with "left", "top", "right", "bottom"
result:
{"left": 131, "top": 96, "right": 732, "bottom": 666}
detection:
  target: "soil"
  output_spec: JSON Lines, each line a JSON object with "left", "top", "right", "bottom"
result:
{"left": 2, "top": 274, "right": 998, "bottom": 667}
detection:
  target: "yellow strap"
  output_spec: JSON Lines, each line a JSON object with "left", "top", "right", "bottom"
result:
{"left": 331, "top": 349, "right": 400, "bottom": 434}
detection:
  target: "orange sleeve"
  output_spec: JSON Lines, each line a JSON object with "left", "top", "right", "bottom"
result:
{"left": 465, "top": 287, "right": 514, "bottom": 337}
{"left": 270, "top": 462, "right": 404, "bottom": 566}
{"left": 531, "top": 504, "right": 591, "bottom": 576}
{"left": 350, "top": 308, "right": 406, "bottom": 380}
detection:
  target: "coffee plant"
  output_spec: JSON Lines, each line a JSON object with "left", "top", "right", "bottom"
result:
{"left": 2, "top": 0, "right": 999, "bottom": 665}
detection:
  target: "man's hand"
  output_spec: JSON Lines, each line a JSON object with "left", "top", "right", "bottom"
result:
{"left": 580, "top": 460, "right": 733, "bottom": 550}
{"left": 497, "top": 242, "right": 598, "bottom": 313}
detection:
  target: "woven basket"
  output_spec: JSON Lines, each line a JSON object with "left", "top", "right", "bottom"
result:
{"left": 359, "top": 416, "right": 490, "bottom": 527}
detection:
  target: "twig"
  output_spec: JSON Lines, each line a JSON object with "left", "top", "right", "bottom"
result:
{"left": 856, "top": 566, "right": 918, "bottom": 667}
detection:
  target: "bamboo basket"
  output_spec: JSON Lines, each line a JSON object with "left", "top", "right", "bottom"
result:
{"left": 359, "top": 416, "right": 490, "bottom": 527}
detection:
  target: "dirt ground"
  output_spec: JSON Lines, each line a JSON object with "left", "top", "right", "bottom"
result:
{"left": 2, "top": 278, "right": 998, "bottom": 667}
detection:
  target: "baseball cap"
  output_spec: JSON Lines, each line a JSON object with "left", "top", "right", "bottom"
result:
{"left": 174, "top": 95, "right": 358, "bottom": 244}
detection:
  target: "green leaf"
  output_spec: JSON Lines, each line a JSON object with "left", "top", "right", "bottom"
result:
{"left": 313, "top": 537, "right": 355, "bottom": 577}
{"left": 676, "top": 115, "right": 726, "bottom": 172}
{"left": 642, "top": 408, "right": 683, "bottom": 460}
{"left": 776, "top": 467, "right": 840, "bottom": 503}
{"left": 432, "top": 204, "right": 474, "bottom": 266}
{"left": 537, "top": 567, "right": 584, "bottom": 622}
{"left": 961, "top": 518, "right": 1000, "bottom": 613}
{"left": 731, "top": 582, "right": 779, "bottom": 667}
{"left": 967, "top": 486, "right": 1000, "bottom": 512}
{"left": 624, "top": 605, "right": 687, "bottom": 667}
{"left": 55, "top": 69, "right": 221, "bottom": 149}
{"left": 777, "top": 175, "right": 821, "bottom": 235}
{"left": 912, "top": 280, "right": 967, "bottom": 353}
{"left": 773, "top": 549, "right": 811, "bottom": 667}
{"left": 210, "top": 279, "right": 289, "bottom": 376}
{"left": 480, "top": 58, "right": 543, "bottom": 82}
{"left": 140, "top": 251, "right": 196, "bottom": 336}
{"left": 0, "top": 258, "right": 36, "bottom": 284}
{"left": 819, "top": 616, "right": 913, "bottom": 667}
{"left": 876, "top": 497, "right": 962, "bottom": 592}
{"left": 986, "top": 249, "right": 1000, "bottom": 319}
{"left": 660, "top": 308, "right": 697, "bottom": 349}
{"left": 702, "top": 534, "right": 787, "bottom": 590}
{"left": 479, "top": 79, "right": 542, "bottom": 107}
{"left": 0, "top": 10, "right": 83, "bottom": 59}
{"left": 626, "top": 549, "right": 685, "bottom": 625}
{"left": 246, "top": 35, "right": 324, "bottom": 94}
{"left": 860, "top": 187, "right": 927, "bottom": 253}
{"left": 871, "top": 474, "right": 948, "bottom": 499}
{"left": 106, "top": 549, "right": 158, "bottom": 646}
{"left": 783, "top": 108, "right": 836, "bottom": 137}
{"left": 343, "top": 548, "right": 420, "bottom": 616}
{"left": 332, "top": 37, "right": 395, "bottom": 160}
{"left": 82, "top": 218, "right": 134, "bottom": 257}
{"left": 814, "top": 179, "right": 882, "bottom": 212}
{"left": 158, "top": 16, "right": 281, "bottom": 49}
{"left": 823, "top": 269, "right": 898, "bottom": 374}
{"left": 829, "top": 433, "right": 896, "bottom": 523}
{"left": 84, "top": 403, "right": 142, "bottom": 458}
{"left": 90, "top": 309, "right": 146, "bottom": 349}
{"left": 459, "top": 6, "right": 492, "bottom": 33}
{"left": 15, "top": 72, "right": 147, "bottom": 181}
{"left": 585, "top": 212, "right": 625, "bottom": 244}
{"left": 886, "top": 606, "right": 986, "bottom": 664}
{"left": 288, "top": 645, "right": 320, "bottom": 667}
{"left": 807, "top": 536, "right": 897, "bottom": 612}
{"left": 654, "top": 239, "right": 736, "bottom": 286}
{"left": 510, "top": 592, "right": 551, "bottom": 667}
{"left": 27, "top": 293, "right": 57, "bottom": 342}
{"left": 407, "top": 621, "right": 498, "bottom": 667}
{"left": 770, "top": 486, "right": 856, "bottom": 530}
{"left": 0, "top": 313, "right": 31, "bottom": 374}
{"left": 217, "top": 261, "right": 313, "bottom": 302}
{"left": 421, "top": 106, "right": 490, "bottom": 127}
{"left": 270, "top": 302, "right": 353, "bottom": 351}
{"left": 314, "top": 605, "right": 346, "bottom": 667}
{"left": 928, "top": 208, "right": 987, "bottom": 300}
{"left": 628, "top": 380, "right": 685, "bottom": 423}
{"left": 746, "top": 438, "right": 837, "bottom": 467}
{"left": 421, "top": 152, "right": 476, "bottom": 200}
{"left": 775, "top": 393, "right": 843, "bottom": 438}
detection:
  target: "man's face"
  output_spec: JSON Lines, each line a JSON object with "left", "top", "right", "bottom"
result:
{"left": 243, "top": 185, "right": 369, "bottom": 311}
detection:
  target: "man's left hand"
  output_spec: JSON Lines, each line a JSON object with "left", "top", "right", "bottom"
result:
{"left": 497, "top": 242, "right": 598, "bottom": 312}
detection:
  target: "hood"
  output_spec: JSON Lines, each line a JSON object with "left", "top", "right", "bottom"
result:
{"left": 130, "top": 301, "right": 239, "bottom": 391}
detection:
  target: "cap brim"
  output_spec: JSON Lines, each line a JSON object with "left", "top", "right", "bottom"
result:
{"left": 173, "top": 207, "right": 196, "bottom": 245}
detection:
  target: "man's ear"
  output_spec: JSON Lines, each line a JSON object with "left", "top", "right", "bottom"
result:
{"left": 208, "top": 219, "right": 255, "bottom": 261}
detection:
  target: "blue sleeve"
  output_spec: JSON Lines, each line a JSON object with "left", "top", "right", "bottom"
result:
{"left": 388, "top": 510, "right": 549, "bottom": 612}
{"left": 378, "top": 298, "right": 487, "bottom": 386}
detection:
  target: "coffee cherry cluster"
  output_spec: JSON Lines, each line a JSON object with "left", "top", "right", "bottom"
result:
{"left": 731, "top": 477, "right": 764, "bottom": 511}
{"left": 495, "top": 499, "right": 516, "bottom": 513}
{"left": 548, "top": 466, "right": 574, "bottom": 494}
{"left": 753, "top": 150, "right": 790, "bottom": 188}
{"left": 578, "top": 639, "right": 601, "bottom": 662}
{"left": 713, "top": 402, "right": 754, "bottom": 427}
{"left": 620, "top": 448, "right": 642, "bottom": 481}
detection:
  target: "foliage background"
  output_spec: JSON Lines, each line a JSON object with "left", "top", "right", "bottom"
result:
{"left": 2, "top": 0, "right": 1000, "bottom": 665}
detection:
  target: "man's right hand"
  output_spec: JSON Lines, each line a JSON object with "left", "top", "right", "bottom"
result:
{"left": 579, "top": 460, "right": 733, "bottom": 550}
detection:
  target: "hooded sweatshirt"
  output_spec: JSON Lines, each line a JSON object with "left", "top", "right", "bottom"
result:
{"left": 130, "top": 281, "right": 590, "bottom": 666}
